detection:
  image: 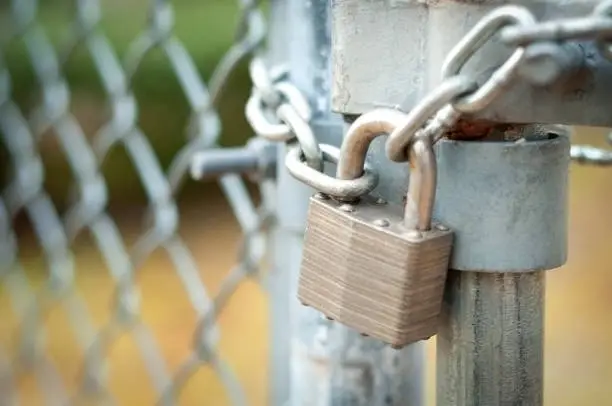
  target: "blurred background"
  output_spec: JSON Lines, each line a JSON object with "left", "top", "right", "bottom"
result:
{"left": 0, "top": 0, "right": 611, "bottom": 405}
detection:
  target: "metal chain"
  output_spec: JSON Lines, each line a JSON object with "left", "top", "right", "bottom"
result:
{"left": 500, "top": 0, "right": 612, "bottom": 57}
{"left": 284, "top": 144, "right": 379, "bottom": 199}
{"left": 498, "top": 0, "right": 612, "bottom": 166}
{"left": 386, "top": 2, "right": 612, "bottom": 164}
{"left": 280, "top": 1, "right": 612, "bottom": 199}
{"left": 246, "top": 57, "right": 325, "bottom": 172}
{"left": 8, "top": 0, "right": 612, "bottom": 403}
{"left": 246, "top": 57, "right": 385, "bottom": 199}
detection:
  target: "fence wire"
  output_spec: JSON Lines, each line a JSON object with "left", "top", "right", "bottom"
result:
{"left": 0, "top": 0, "right": 272, "bottom": 405}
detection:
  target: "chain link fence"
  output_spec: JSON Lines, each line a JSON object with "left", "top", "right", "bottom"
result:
{"left": 0, "top": 0, "right": 274, "bottom": 404}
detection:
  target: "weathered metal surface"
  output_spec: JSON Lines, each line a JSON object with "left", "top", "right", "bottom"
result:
{"left": 299, "top": 194, "right": 452, "bottom": 347}
{"left": 330, "top": 0, "right": 612, "bottom": 127}
{"left": 437, "top": 270, "right": 544, "bottom": 406}
{"left": 433, "top": 128, "right": 570, "bottom": 272}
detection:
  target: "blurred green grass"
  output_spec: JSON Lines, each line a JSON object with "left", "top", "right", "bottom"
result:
{"left": 1, "top": 0, "right": 256, "bottom": 204}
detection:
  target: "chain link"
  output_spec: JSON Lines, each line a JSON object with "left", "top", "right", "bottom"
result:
{"left": 282, "top": 1, "right": 612, "bottom": 198}
{"left": 384, "top": 5, "right": 536, "bottom": 163}
{"left": 7, "top": 0, "right": 612, "bottom": 403}
{"left": 246, "top": 56, "right": 387, "bottom": 198}
{"left": 1, "top": 0, "right": 271, "bottom": 404}
{"left": 386, "top": 2, "right": 612, "bottom": 164}
{"left": 245, "top": 57, "right": 325, "bottom": 172}
{"left": 443, "top": 6, "right": 537, "bottom": 113}
{"left": 494, "top": 1, "right": 612, "bottom": 166}
{"left": 284, "top": 144, "right": 379, "bottom": 199}
{"left": 385, "top": 77, "right": 475, "bottom": 163}
{"left": 500, "top": 0, "right": 612, "bottom": 58}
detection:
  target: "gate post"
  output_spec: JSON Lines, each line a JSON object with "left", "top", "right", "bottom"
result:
{"left": 330, "top": 1, "right": 573, "bottom": 406}
{"left": 268, "top": 0, "right": 425, "bottom": 405}
{"left": 433, "top": 131, "right": 570, "bottom": 405}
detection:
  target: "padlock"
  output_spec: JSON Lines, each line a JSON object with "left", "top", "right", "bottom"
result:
{"left": 298, "top": 134, "right": 453, "bottom": 349}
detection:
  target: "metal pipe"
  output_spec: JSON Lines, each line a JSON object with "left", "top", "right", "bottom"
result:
{"left": 267, "top": 2, "right": 292, "bottom": 405}
{"left": 190, "top": 137, "right": 277, "bottom": 180}
{"left": 433, "top": 125, "right": 564, "bottom": 406}
{"left": 284, "top": 143, "right": 378, "bottom": 199}
{"left": 269, "top": 0, "right": 426, "bottom": 404}
{"left": 437, "top": 270, "right": 544, "bottom": 406}
{"left": 190, "top": 148, "right": 259, "bottom": 179}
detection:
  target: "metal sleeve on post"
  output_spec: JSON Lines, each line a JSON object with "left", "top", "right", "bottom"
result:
{"left": 433, "top": 130, "right": 570, "bottom": 272}
{"left": 435, "top": 124, "right": 564, "bottom": 406}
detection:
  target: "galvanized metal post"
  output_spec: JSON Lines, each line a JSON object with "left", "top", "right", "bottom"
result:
{"left": 433, "top": 129, "right": 570, "bottom": 406}
{"left": 437, "top": 270, "right": 545, "bottom": 406}
{"left": 268, "top": 0, "right": 425, "bottom": 405}
{"left": 267, "top": 3, "right": 291, "bottom": 405}
{"left": 330, "top": 2, "right": 573, "bottom": 405}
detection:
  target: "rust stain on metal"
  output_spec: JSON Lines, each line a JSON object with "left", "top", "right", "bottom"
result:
{"left": 446, "top": 119, "right": 498, "bottom": 140}
{"left": 445, "top": 120, "right": 525, "bottom": 141}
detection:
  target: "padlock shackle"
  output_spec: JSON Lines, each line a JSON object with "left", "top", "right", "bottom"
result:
{"left": 405, "top": 136, "right": 436, "bottom": 231}
{"left": 337, "top": 109, "right": 407, "bottom": 180}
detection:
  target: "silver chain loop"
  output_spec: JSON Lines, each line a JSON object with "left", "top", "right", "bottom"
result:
{"left": 262, "top": 1, "right": 612, "bottom": 196}
{"left": 385, "top": 2, "right": 612, "bottom": 164}
{"left": 385, "top": 6, "right": 536, "bottom": 163}
{"left": 385, "top": 76, "right": 476, "bottom": 163}
{"left": 500, "top": 0, "right": 612, "bottom": 62}
{"left": 246, "top": 82, "right": 312, "bottom": 141}
{"left": 1, "top": 0, "right": 272, "bottom": 403}
{"left": 284, "top": 144, "right": 379, "bottom": 199}
{"left": 275, "top": 104, "right": 323, "bottom": 171}
{"left": 246, "top": 56, "right": 384, "bottom": 199}
{"left": 442, "top": 5, "right": 537, "bottom": 114}
{"left": 246, "top": 57, "right": 324, "bottom": 172}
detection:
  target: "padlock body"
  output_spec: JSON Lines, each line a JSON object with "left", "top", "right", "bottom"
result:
{"left": 299, "top": 195, "right": 453, "bottom": 348}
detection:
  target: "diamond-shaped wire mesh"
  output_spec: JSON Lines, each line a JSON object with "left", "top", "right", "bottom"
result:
{"left": 0, "top": 0, "right": 272, "bottom": 404}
